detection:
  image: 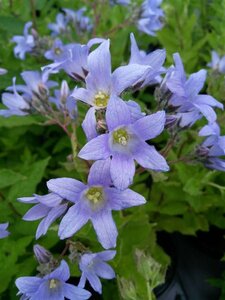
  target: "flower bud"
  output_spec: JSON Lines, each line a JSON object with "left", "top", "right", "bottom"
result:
{"left": 33, "top": 244, "right": 52, "bottom": 264}
{"left": 117, "top": 276, "right": 137, "bottom": 300}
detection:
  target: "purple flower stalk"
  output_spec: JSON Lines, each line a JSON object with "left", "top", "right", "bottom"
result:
{"left": 18, "top": 193, "right": 68, "bottom": 239}
{"left": 207, "top": 51, "right": 225, "bottom": 74}
{"left": 0, "top": 223, "right": 10, "bottom": 239}
{"left": 137, "top": 0, "right": 164, "bottom": 36}
{"left": 12, "top": 21, "right": 35, "bottom": 60}
{"left": 165, "top": 53, "right": 223, "bottom": 127}
{"left": 47, "top": 159, "right": 146, "bottom": 249}
{"left": 16, "top": 260, "right": 91, "bottom": 300}
{"left": 79, "top": 96, "right": 169, "bottom": 190}
{"left": 79, "top": 250, "right": 116, "bottom": 294}
{"left": 129, "top": 33, "right": 166, "bottom": 86}
{"left": 48, "top": 13, "right": 68, "bottom": 36}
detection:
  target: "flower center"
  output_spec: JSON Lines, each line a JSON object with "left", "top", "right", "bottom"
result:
{"left": 49, "top": 279, "right": 59, "bottom": 289}
{"left": 94, "top": 91, "right": 109, "bottom": 108}
{"left": 86, "top": 187, "right": 104, "bottom": 204}
{"left": 54, "top": 47, "right": 62, "bottom": 55}
{"left": 113, "top": 128, "right": 129, "bottom": 146}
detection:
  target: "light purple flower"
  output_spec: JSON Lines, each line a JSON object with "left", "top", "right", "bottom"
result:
{"left": 49, "top": 80, "right": 77, "bottom": 119}
{"left": 207, "top": 51, "right": 225, "bottom": 74}
{"left": 79, "top": 250, "right": 116, "bottom": 294}
{"left": 48, "top": 13, "right": 68, "bottom": 36}
{"left": 0, "top": 68, "right": 7, "bottom": 75}
{"left": 71, "top": 40, "right": 150, "bottom": 110}
{"left": 110, "top": 0, "right": 130, "bottom": 5}
{"left": 12, "top": 21, "right": 35, "bottom": 60}
{"left": 47, "top": 159, "right": 146, "bottom": 248}
{"left": 18, "top": 193, "right": 68, "bottom": 239}
{"left": 165, "top": 53, "right": 223, "bottom": 127}
{"left": 137, "top": 0, "right": 164, "bottom": 36}
{"left": 63, "top": 8, "right": 93, "bottom": 33}
{"left": 44, "top": 39, "right": 74, "bottom": 62}
{"left": 197, "top": 122, "right": 225, "bottom": 171}
{"left": 0, "top": 77, "right": 30, "bottom": 117}
{"left": 16, "top": 260, "right": 91, "bottom": 300}
{"left": 129, "top": 33, "right": 166, "bottom": 86}
{"left": 79, "top": 96, "right": 169, "bottom": 190}
{"left": 0, "top": 223, "right": 10, "bottom": 239}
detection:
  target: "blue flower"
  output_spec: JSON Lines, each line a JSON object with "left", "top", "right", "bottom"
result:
{"left": 0, "top": 77, "right": 30, "bottom": 117}
{"left": 165, "top": 53, "right": 223, "bottom": 127}
{"left": 49, "top": 80, "right": 77, "bottom": 119}
{"left": 110, "top": 0, "right": 131, "bottom": 5}
{"left": 0, "top": 68, "right": 7, "bottom": 75}
{"left": 48, "top": 13, "right": 68, "bottom": 36}
{"left": 207, "top": 51, "right": 225, "bottom": 74}
{"left": 79, "top": 250, "right": 116, "bottom": 294}
{"left": 129, "top": 33, "right": 166, "bottom": 86}
{"left": 47, "top": 159, "right": 146, "bottom": 249}
{"left": 79, "top": 96, "right": 169, "bottom": 190}
{"left": 44, "top": 39, "right": 74, "bottom": 62}
{"left": 18, "top": 193, "right": 68, "bottom": 239}
{"left": 137, "top": 0, "right": 164, "bottom": 36}
{"left": 16, "top": 260, "right": 91, "bottom": 300}
{"left": 12, "top": 22, "right": 35, "bottom": 60}
{"left": 0, "top": 223, "right": 10, "bottom": 239}
{"left": 197, "top": 123, "right": 225, "bottom": 171}
{"left": 63, "top": 8, "right": 93, "bottom": 33}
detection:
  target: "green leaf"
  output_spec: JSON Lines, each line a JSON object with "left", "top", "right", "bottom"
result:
{"left": 0, "top": 169, "right": 25, "bottom": 189}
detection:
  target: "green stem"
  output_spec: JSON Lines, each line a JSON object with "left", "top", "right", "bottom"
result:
{"left": 146, "top": 281, "right": 153, "bottom": 300}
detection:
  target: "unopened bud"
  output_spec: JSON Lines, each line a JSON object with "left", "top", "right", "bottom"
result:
{"left": 33, "top": 244, "right": 52, "bottom": 264}
{"left": 117, "top": 276, "right": 137, "bottom": 300}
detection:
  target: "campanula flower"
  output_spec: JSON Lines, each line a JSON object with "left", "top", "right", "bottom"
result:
{"left": 0, "top": 68, "right": 7, "bottom": 75}
{"left": 47, "top": 159, "right": 146, "bottom": 248}
{"left": 12, "top": 21, "right": 35, "bottom": 60}
{"left": 44, "top": 39, "right": 74, "bottom": 62}
{"left": 18, "top": 193, "right": 68, "bottom": 239}
{"left": 129, "top": 33, "right": 166, "bottom": 86}
{"left": 207, "top": 51, "right": 225, "bottom": 74}
{"left": 63, "top": 8, "right": 93, "bottom": 33}
{"left": 137, "top": 0, "right": 164, "bottom": 36}
{"left": 79, "top": 96, "right": 169, "bottom": 190}
{"left": 48, "top": 13, "right": 68, "bottom": 36}
{"left": 16, "top": 260, "right": 91, "bottom": 300}
{"left": 0, "top": 223, "right": 10, "bottom": 239}
{"left": 110, "top": 0, "right": 131, "bottom": 5}
{"left": 165, "top": 53, "right": 223, "bottom": 127}
{"left": 79, "top": 250, "right": 116, "bottom": 294}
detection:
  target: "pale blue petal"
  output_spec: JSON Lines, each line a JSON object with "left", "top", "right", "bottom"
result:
{"left": 94, "top": 261, "right": 115, "bottom": 279}
{"left": 88, "top": 158, "right": 112, "bottom": 186}
{"left": 63, "top": 283, "right": 91, "bottom": 300}
{"left": 23, "top": 204, "right": 50, "bottom": 221}
{"left": 15, "top": 277, "right": 42, "bottom": 294}
{"left": 185, "top": 69, "right": 207, "bottom": 98}
{"left": 82, "top": 107, "right": 98, "bottom": 141}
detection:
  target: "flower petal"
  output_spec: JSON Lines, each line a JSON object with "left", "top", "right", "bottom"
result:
{"left": 185, "top": 69, "right": 207, "bottom": 98}
{"left": 85, "top": 271, "right": 102, "bottom": 294}
{"left": 47, "top": 178, "right": 86, "bottom": 202}
{"left": 47, "top": 260, "right": 70, "bottom": 281}
{"left": 34, "top": 193, "right": 62, "bottom": 207}
{"left": 110, "top": 153, "right": 135, "bottom": 190}
{"left": 82, "top": 107, "right": 98, "bottom": 141}
{"left": 63, "top": 283, "right": 91, "bottom": 300}
{"left": 23, "top": 204, "right": 50, "bottom": 221}
{"left": 106, "top": 95, "right": 131, "bottom": 131}
{"left": 78, "top": 134, "right": 110, "bottom": 161}
{"left": 131, "top": 111, "right": 165, "bottom": 141}
{"left": 91, "top": 210, "right": 118, "bottom": 249}
{"left": 133, "top": 141, "right": 169, "bottom": 171}
{"left": 59, "top": 203, "right": 89, "bottom": 239}
{"left": 15, "top": 277, "right": 42, "bottom": 294}
{"left": 194, "top": 103, "right": 217, "bottom": 123}
{"left": 88, "top": 158, "right": 112, "bottom": 186}
{"left": 94, "top": 261, "right": 115, "bottom": 279}
{"left": 107, "top": 187, "right": 146, "bottom": 210}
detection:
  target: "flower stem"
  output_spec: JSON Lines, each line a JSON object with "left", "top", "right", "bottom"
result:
{"left": 146, "top": 281, "right": 153, "bottom": 300}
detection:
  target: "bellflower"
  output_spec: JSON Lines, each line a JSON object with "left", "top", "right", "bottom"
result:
{"left": 72, "top": 40, "right": 150, "bottom": 110}
{"left": 16, "top": 260, "right": 91, "bottom": 300}
{"left": 165, "top": 53, "right": 223, "bottom": 127}
{"left": 0, "top": 223, "right": 10, "bottom": 239}
{"left": 47, "top": 159, "right": 146, "bottom": 249}
{"left": 12, "top": 21, "right": 35, "bottom": 60}
{"left": 110, "top": 0, "right": 131, "bottom": 5}
{"left": 79, "top": 250, "right": 116, "bottom": 294}
{"left": 79, "top": 96, "right": 169, "bottom": 190}
{"left": 44, "top": 39, "right": 74, "bottom": 62}
{"left": 49, "top": 80, "right": 77, "bottom": 119}
{"left": 137, "top": 0, "right": 164, "bottom": 36}
{"left": 197, "top": 123, "right": 225, "bottom": 171}
{"left": 0, "top": 68, "right": 7, "bottom": 75}
{"left": 207, "top": 51, "right": 225, "bottom": 74}
{"left": 129, "top": 33, "right": 166, "bottom": 86}
{"left": 18, "top": 193, "right": 68, "bottom": 239}
{"left": 63, "top": 8, "right": 93, "bottom": 33}
{"left": 48, "top": 13, "right": 68, "bottom": 36}
{"left": 0, "top": 77, "right": 30, "bottom": 117}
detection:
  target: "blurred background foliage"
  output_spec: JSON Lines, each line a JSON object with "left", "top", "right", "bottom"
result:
{"left": 1, "top": 0, "right": 225, "bottom": 299}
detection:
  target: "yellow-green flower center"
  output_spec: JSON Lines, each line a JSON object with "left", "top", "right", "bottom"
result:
{"left": 54, "top": 47, "right": 62, "bottom": 55}
{"left": 49, "top": 279, "right": 59, "bottom": 289}
{"left": 86, "top": 187, "right": 103, "bottom": 204}
{"left": 113, "top": 128, "right": 129, "bottom": 146}
{"left": 94, "top": 91, "right": 109, "bottom": 108}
